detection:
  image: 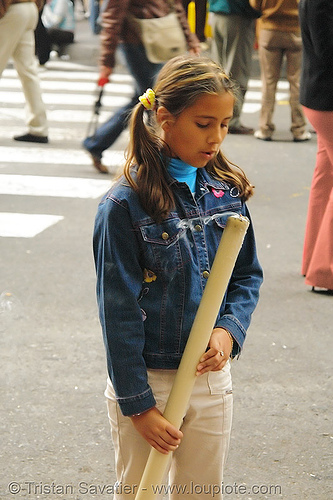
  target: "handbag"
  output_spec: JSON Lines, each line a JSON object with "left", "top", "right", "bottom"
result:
{"left": 133, "top": 3, "right": 187, "bottom": 64}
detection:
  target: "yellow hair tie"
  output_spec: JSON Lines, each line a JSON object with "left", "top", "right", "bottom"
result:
{"left": 139, "top": 88, "right": 156, "bottom": 110}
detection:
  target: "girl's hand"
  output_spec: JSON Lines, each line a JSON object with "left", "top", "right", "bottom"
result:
{"left": 196, "top": 328, "right": 233, "bottom": 376}
{"left": 130, "top": 407, "right": 183, "bottom": 455}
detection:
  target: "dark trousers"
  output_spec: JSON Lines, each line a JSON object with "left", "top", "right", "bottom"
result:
{"left": 182, "top": 0, "right": 207, "bottom": 42}
{"left": 34, "top": 11, "right": 51, "bottom": 65}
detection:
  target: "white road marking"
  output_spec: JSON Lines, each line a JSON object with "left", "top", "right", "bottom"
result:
{"left": 0, "top": 212, "right": 64, "bottom": 238}
{"left": 0, "top": 146, "right": 125, "bottom": 167}
{"left": 2, "top": 67, "right": 134, "bottom": 84}
{"left": 242, "top": 103, "right": 261, "bottom": 113}
{"left": 0, "top": 174, "right": 112, "bottom": 198}
{"left": 0, "top": 108, "right": 112, "bottom": 124}
{"left": 0, "top": 90, "right": 129, "bottom": 107}
{"left": 248, "top": 79, "right": 290, "bottom": 90}
{"left": 245, "top": 90, "right": 289, "bottom": 102}
{"left": 0, "top": 78, "right": 134, "bottom": 94}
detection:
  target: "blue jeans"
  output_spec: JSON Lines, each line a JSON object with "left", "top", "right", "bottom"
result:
{"left": 89, "top": 0, "right": 101, "bottom": 35}
{"left": 83, "top": 43, "right": 162, "bottom": 160}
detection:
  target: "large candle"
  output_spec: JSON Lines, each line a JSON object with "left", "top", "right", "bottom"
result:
{"left": 134, "top": 214, "right": 250, "bottom": 500}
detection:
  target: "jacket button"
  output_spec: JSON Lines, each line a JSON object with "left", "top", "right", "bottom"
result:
{"left": 161, "top": 232, "right": 169, "bottom": 240}
{"left": 202, "top": 270, "right": 210, "bottom": 279}
{"left": 194, "top": 224, "right": 202, "bottom": 232}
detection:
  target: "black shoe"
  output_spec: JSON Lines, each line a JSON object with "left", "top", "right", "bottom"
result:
{"left": 228, "top": 125, "right": 254, "bottom": 135}
{"left": 311, "top": 286, "right": 333, "bottom": 295}
{"left": 14, "top": 133, "right": 48, "bottom": 144}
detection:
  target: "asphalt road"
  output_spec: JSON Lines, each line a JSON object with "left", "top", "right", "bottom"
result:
{"left": 0, "top": 14, "right": 332, "bottom": 500}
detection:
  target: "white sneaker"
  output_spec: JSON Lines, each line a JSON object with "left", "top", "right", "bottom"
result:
{"left": 293, "top": 131, "right": 312, "bottom": 142}
{"left": 254, "top": 130, "right": 272, "bottom": 141}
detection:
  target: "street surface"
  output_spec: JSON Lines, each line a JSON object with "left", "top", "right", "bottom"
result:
{"left": 0, "top": 16, "right": 332, "bottom": 500}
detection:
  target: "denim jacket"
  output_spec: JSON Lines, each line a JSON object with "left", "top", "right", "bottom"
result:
{"left": 93, "top": 168, "right": 263, "bottom": 416}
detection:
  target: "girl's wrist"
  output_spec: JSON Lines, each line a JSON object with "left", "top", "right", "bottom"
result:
{"left": 224, "top": 329, "right": 234, "bottom": 352}
{"left": 130, "top": 407, "right": 154, "bottom": 419}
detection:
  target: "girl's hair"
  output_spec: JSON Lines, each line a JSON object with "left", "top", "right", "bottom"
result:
{"left": 124, "top": 55, "right": 254, "bottom": 222}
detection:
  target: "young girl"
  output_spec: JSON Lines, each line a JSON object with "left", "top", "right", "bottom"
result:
{"left": 93, "top": 56, "right": 263, "bottom": 499}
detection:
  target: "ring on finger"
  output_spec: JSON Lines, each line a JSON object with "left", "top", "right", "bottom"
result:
{"left": 219, "top": 350, "right": 224, "bottom": 357}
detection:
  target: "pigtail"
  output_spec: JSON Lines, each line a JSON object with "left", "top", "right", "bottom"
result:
{"left": 124, "top": 103, "right": 175, "bottom": 223}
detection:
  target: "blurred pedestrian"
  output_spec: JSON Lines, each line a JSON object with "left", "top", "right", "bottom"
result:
{"left": 35, "top": 2, "right": 52, "bottom": 66}
{"left": 182, "top": 0, "right": 208, "bottom": 49}
{"left": 299, "top": 0, "right": 333, "bottom": 293}
{"left": 82, "top": 0, "right": 200, "bottom": 174}
{"left": 42, "top": 0, "right": 75, "bottom": 58}
{"left": 209, "top": 0, "right": 260, "bottom": 134}
{"left": 250, "top": 0, "right": 311, "bottom": 142}
{"left": 0, "top": 0, "right": 48, "bottom": 143}
{"left": 88, "top": 0, "right": 102, "bottom": 35}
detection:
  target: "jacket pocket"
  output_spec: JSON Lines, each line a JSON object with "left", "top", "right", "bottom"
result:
{"left": 139, "top": 218, "right": 189, "bottom": 273}
{"left": 140, "top": 218, "right": 186, "bottom": 246}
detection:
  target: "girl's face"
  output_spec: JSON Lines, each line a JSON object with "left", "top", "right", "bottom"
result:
{"left": 159, "top": 92, "right": 234, "bottom": 168}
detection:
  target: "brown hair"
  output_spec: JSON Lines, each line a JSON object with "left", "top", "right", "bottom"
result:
{"left": 124, "top": 55, "right": 254, "bottom": 222}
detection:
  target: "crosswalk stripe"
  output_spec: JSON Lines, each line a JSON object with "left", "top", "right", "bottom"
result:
{"left": 245, "top": 90, "right": 289, "bottom": 102}
{"left": 0, "top": 174, "right": 112, "bottom": 199}
{"left": 0, "top": 90, "right": 129, "bottom": 107}
{"left": 1, "top": 67, "right": 134, "bottom": 84}
{"left": 0, "top": 108, "right": 112, "bottom": 124}
{"left": 248, "top": 78, "right": 290, "bottom": 90}
{"left": 0, "top": 212, "right": 64, "bottom": 238}
{"left": 0, "top": 146, "right": 126, "bottom": 168}
{"left": 0, "top": 78, "right": 134, "bottom": 94}
{"left": 243, "top": 103, "right": 261, "bottom": 113}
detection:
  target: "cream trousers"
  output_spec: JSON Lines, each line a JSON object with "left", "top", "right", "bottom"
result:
{"left": 257, "top": 29, "right": 306, "bottom": 138}
{"left": 0, "top": 3, "right": 48, "bottom": 136}
{"left": 105, "top": 363, "right": 233, "bottom": 500}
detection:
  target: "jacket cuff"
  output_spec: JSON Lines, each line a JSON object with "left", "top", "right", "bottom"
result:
{"left": 215, "top": 314, "right": 247, "bottom": 358}
{"left": 117, "top": 387, "right": 156, "bottom": 417}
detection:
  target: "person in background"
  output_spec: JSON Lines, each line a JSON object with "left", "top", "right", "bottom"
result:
{"left": 182, "top": 0, "right": 209, "bottom": 50}
{"left": 88, "top": 0, "right": 102, "bottom": 35}
{"left": 42, "top": 0, "right": 74, "bottom": 58}
{"left": 299, "top": 0, "right": 333, "bottom": 293}
{"left": 35, "top": 2, "right": 52, "bottom": 66}
{"left": 82, "top": 0, "right": 200, "bottom": 174}
{"left": 250, "top": 0, "right": 311, "bottom": 142}
{"left": 209, "top": 0, "right": 260, "bottom": 135}
{"left": 93, "top": 55, "right": 263, "bottom": 499}
{"left": 0, "top": 0, "right": 48, "bottom": 143}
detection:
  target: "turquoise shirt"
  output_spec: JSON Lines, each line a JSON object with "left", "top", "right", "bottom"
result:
{"left": 209, "top": 0, "right": 260, "bottom": 18}
{"left": 167, "top": 158, "right": 198, "bottom": 193}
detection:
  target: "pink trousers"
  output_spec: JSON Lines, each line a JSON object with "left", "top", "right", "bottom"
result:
{"left": 301, "top": 106, "right": 333, "bottom": 289}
